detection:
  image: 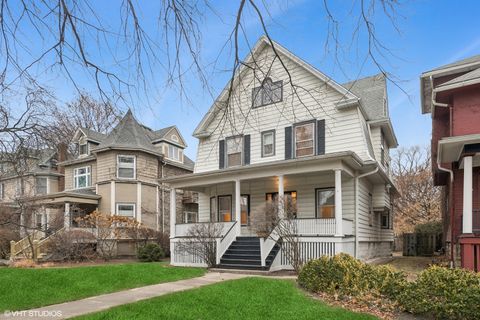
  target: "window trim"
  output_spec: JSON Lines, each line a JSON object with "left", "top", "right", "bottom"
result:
{"left": 73, "top": 166, "right": 91, "bottom": 189}
{"left": 315, "top": 187, "right": 336, "bottom": 219}
{"left": 116, "top": 203, "right": 136, "bottom": 218}
{"left": 117, "top": 155, "right": 136, "bottom": 180}
{"left": 261, "top": 130, "right": 276, "bottom": 157}
{"left": 225, "top": 135, "right": 243, "bottom": 168}
{"left": 183, "top": 210, "right": 198, "bottom": 223}
{"left": 293, "top": 120, "right": 316, "bottom": 158}
{"left": 217, "top": 195, "right": 233, "bottom": 222}
{"left": 252, "top": 78, "right": 283, "bottom": 108}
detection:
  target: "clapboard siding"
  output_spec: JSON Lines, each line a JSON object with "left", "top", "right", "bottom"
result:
{"left": 194, "top": 47, "right": 371, "bottom": 173}
{"left": 64, "top": 160, "right": 97, "bottom": 190}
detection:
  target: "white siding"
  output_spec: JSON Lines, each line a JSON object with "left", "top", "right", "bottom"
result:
{"left": 194, "top": 47, "right": 371, "bottom": 173}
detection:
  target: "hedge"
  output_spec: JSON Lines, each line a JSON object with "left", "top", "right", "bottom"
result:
{"left": 298, "top": 254, "right": 480, "bottom": 319}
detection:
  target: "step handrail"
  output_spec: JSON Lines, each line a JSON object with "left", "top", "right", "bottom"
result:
{"left": 216, "top": 221, "right": 238, "bottom": 265}
{"left": 260, "top": 224, "right": 281, "bottom": 267}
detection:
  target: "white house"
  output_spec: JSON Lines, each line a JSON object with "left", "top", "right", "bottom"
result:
{"left": 163, "top": 36, "right": 398, "bottom": 270}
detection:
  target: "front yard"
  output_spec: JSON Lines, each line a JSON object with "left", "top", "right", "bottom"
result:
{"left": 0, "top": 262, "right": 205, "bottom": 311}
{"left": 76, "top": 277, "right": 376, "bottom": 320}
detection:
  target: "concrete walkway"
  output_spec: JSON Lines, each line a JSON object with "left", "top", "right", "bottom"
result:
{"left": 1, "top": 272, "right": 249, "bottom": 320}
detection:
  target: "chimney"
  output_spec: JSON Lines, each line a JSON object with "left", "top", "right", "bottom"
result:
{"left": 57, "top": 143, "right": 68, "bottom": 192}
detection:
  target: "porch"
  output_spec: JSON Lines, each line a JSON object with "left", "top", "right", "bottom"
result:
{"left": 164, "top": 156, "right": 363, "bottom": 269}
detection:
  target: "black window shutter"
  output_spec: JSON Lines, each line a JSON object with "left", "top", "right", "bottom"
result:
{"left": 244, "top": 135, "right": 250, "bottom": 165}
{"left": 317, "top": 119, "right": 325, "bottom": 155}
{"left": 219, "top": 140, "right": 225, "bottom": 169}
{"left": 285, "top": 126, "right": 292, "bottom": 159}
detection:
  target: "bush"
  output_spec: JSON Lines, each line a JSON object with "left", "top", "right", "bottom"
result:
{"left": 399, "top": 266, "right": 480, "bottom": 320}
{"left": 414, "top": 221, "right": 442, "bottom": 234}
{"left": 137, "top": 243, "right": 164, "bottom": 262}
{"left": 46, "top": 230, "right": 97, "bottom": 262}
{"left": 298, "top": 253, "right": 406, "bottom": 299}
{"left": 0, "top": 228, "right": 19, "bottom": 259}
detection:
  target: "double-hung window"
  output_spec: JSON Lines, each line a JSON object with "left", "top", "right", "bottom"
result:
{"left": 74, "top": 166, "right": 91, "bottom": 189}
{"left": 316, "top": 188, "right": 335, "bottom": 218}
{"left": 226, "top": 136, "right": 243, "bottom": 167}
{"left": 117, "top": 155, "right": 136, "bottom": 179}
{"left": 116, "top": 203, "right": 135, "bottom": 217}
{"left": 294, "top": 122, "right": 315, "bottom": 157}
{"left": 261, "top": 130, "right": 275, "bottom": 157}
{"left": 36, "top": 177, "right": 47, "bottom": 195}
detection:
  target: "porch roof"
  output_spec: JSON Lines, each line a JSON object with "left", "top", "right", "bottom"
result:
{"left": 25, "top": 190, "right": 101, "bottom": 205}
{"left": 437, "top": 134, "right": 480, "bottom": 163}
{"left": 162, "top": 151, "right": 377, "bottom": 188}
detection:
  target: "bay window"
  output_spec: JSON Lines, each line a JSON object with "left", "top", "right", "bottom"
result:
{"left": 116, "top": 203, "right": 135, "bottom": 217}
{"left": 117, "top": 155, "right": 136, "bottom": 179}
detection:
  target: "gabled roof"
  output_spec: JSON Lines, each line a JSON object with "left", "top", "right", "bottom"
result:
{"left": 193, "top": 36, "right": 360, "bottom": 138}
{"left": 93, "top": 110, "right": 162, "bottom": 156}
{"left": 342, "top": 74, "right": 387, "bottom": 121}
{"left": 421, "top": 54, "right": 480, "bottom": 114}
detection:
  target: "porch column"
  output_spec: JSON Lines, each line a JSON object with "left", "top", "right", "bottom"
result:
{"left": 169, "top": 187, "right": 176, "bottom": 265}
{"left": 170, "top": 188, "right": 176, "bottom": 237}
{"left": 19, "top": 208, "right": 26, "bottom": 238}
{"left": 235, "top": 179, "right": 241, "bottom": 230}
{"left": 463, "top": 156, "right": 473, "bottom": 234}
{"left": 334, "top": 169, "right": 343, "bottom": 236}
{"left": 64, "top": 202, "right": 71, "bottom": 229}
{"left": 41, "top": 206, "right": 47, "bottom": 236}
{"left": 278, "top": 175, "right": 284, "bottom": 218}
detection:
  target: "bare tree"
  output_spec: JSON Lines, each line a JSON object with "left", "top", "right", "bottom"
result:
{"left": 42, "top": 93, "right": 121, "bottom": 153}
{"left": 391, "top": 146, "right": 442, "bottom": 235}
{"left": 0, "top": 1, "right": 403, "bottom": 117}
{"left": 251, "top": 196, "right": 304, "bottom": 272}
{"left": 176, "top": 223, "right": 223, "bottom": 268}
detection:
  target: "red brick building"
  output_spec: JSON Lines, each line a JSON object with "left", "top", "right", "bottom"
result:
{"left": 421, "top": 55, "right": 480, "bottom": 271}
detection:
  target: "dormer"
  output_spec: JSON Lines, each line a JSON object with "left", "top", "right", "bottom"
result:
{"left": 151, "top": 126, "right": 187, "bottom": 163}
{"left": 72, "top": 128, "right": 106, "bottom": 158}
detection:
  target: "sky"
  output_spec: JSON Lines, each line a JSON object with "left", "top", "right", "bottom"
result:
{"left": 133, "top": 0, "right": 480, "bottom": 159}
{"left": 7, "top": 0, "right": 480, "bottom": 159}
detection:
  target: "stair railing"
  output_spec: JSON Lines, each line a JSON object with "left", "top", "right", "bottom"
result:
{"left": 10, "top": 230, "right": 43, "bottom": 259}
{"left": 216, "top": 221, "right": 238, "bottom": 265}
{"left": 260, "top": 225, "right": 280, "bottom": 267}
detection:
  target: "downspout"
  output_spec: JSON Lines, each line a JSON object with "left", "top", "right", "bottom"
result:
{"left": 161, "top": 160, "right": 166, "bottom": 233}
{"left": 354, "top": 166, "right": 379, "bottom": 258}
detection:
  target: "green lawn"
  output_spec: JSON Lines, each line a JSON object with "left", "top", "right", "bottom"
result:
{"left": 77, "top": 277, "right": 377, "bottom": 320}
{"left": 0, "top": 262, "right": 205, "bottom": 311}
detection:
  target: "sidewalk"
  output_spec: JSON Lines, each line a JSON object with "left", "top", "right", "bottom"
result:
{"left": 1, "top": 272, "right": 249, "bottom": 320}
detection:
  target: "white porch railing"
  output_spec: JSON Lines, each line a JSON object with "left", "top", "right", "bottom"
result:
{"left": 294, "top": 218, "right": 354, "bottom": 236}
{"left": 175, "top": 221, "right": 236, "bottom": 237}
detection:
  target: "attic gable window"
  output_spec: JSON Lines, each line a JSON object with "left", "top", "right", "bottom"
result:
{"left": 252, "top": 78, "right": 282, "bottom": 108}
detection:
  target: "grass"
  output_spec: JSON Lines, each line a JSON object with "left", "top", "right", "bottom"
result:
{"left": 0, "top": 262, "right": 205, "bottom": 311}
{"left": 77, "top": 277, "right": 377, "bottom": 320}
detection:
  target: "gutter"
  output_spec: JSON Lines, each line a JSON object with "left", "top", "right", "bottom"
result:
{"left": 354, "top": 166, "right": 379, "bottom": 258}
